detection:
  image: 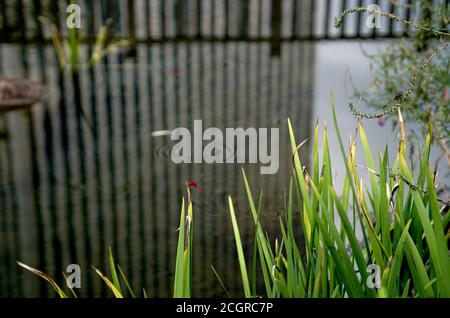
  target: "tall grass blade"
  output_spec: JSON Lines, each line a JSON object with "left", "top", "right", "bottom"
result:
{"left": 228, "top": 196, "right": 251, "bottom": 298}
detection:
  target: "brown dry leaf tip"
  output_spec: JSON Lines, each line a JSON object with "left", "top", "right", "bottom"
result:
{"left": 304, "top": 173, "right": 310, "bottom": 194}
{"left": 91, "top": 266, "right": 123, "bottom": 298}
{"left": 291, "top": 138, "right": 308, "bottom": 165}
{"left": 184, "top": 215, "right": 191, "bottom": 251}
{"left": 397, "top": 107, "right": 406, "bottom": 145}
{"left": 17, "top": 261, "right": 67, "bottom": 297}
{"left": 185, "top": 182, "right": 192, "bottom": 205}
{"left": 275, "top": 238, "right": 279, "bottom": 259}
{"left": 17, "top": 261, "right": 50, "bottom": 281}
{"left": 351, "top": 135, "right": 357, "bottom": 157}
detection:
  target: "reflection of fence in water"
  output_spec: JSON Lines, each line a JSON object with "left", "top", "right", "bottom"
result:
{"left": 0, "top": 0, "right": 444, "bottom": 299}
{"left": 0, "top": 0, "right": 419, "bottom": 44}
{"left": 0, "top": 39, "right": 315, "bottom": 297}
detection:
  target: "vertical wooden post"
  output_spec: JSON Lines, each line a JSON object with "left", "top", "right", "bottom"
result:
{"left": 324, "top": 0, "right": 331, "bottom": 38}
{"left": 270, "top": 0, "right": 282, "bottom": 56}
{"left": 0, "top": 0, "right": 7, "bottom": 39}
{"left": 239, "top": 0, "right": 249, "bottom": 38}
{"left": 31, "top": 0, "right": 44, "bottom": 40}
{"left": 417, "top": 0, "right": 432, "bottom": 51}
{"left": 291, "top": 0, "right": 298, "bottom": 39}
{"left": 127, "top": 0, "right": 136, "bottom": 57}
{"left": 370, "top": 0, "right": 379, "bottom": 38}
{"left": 355, "top": 0, "right": 363, "bottom": 38}
{"left": 340, "top": 0, "right": 347, "bottom": 38}
{"left": 308, "top": 0, "right": 315, "bottom": 40}
{"left": 176, "top": 0, "right": 185, "bottom": 38}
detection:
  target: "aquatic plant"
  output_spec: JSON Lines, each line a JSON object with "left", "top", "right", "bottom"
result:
{"left": 17, "top": 98, "right": 450, "bottom": 298}
{"left": 38, "top": 16, "right": 129, "bottom": 72}
{"left": 228, "top": 94, "right": 450, "bottom": 297}
{"left": 17, "top": 248, "right": 146, "bottom": 298}
{"left": 17, "top": 186, "right": 195, "bottom": 298}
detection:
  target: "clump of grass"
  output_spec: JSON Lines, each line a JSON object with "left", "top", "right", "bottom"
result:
{"left": 18, "top": 248, "right": 144, "bottom": 298}
{"left": 91, "top": 247, "right": 142, "bottom": 298}
{"left": 18, "top": 181, "right": 195, "bottom": 298}
{"left": 17, "top": 97, "right": 449, "bottom": 298}
{"left": 17, "top": 180, "right": 197, "bottom": 298}
{"left": 228, "top": 94, "right": 450, "bottom": 298}
{"left": 38, "top": 16, "right": 129, "bottom": 71}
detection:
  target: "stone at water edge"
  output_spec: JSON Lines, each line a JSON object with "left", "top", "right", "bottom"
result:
{"left": 0, "top": 78, "right": 46, "bottom": 111}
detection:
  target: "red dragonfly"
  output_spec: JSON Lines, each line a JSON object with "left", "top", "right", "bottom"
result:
{"left": 187, "top": 179, "right": 204, "bottom": 193}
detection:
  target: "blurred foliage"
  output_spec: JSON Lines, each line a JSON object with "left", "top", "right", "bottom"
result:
{"left": 349, "top": 1, "right": 449, "bottom": 165}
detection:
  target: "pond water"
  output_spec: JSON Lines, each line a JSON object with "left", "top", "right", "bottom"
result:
{"left": 1, "top": 38, "right": 448, "bottom": 298}
{"left": 0, "top": 40, "right": 315, "bottom": 297}
{"left": 0, "top": 1, "right": 447, "bottom": 298}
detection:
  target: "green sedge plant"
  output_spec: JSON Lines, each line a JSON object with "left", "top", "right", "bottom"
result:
{"left": 17, "top": 247, "right": 146, "bottom": 298}
{"left": 38, "top": 16, "right": 129, "bottom": 72}
{"left": 17, "top": 99, "right": 450, "bottom": 298}
{"left": 228, "top": 95, "right": 450, "bottom": 298}
{"left": 17, "top": 185, "right": 195, "bottom": 298}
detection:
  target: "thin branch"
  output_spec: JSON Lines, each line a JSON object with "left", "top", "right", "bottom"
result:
{"left": 348, "top": 42, "right": 449, "bottom": 119}
{"left": 335, "top": 7, "right": 450, "bottom": 38}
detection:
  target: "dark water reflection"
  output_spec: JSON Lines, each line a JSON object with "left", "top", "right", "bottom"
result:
{"left": 0, "top": 41, "right": 314, "bottom": 297}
